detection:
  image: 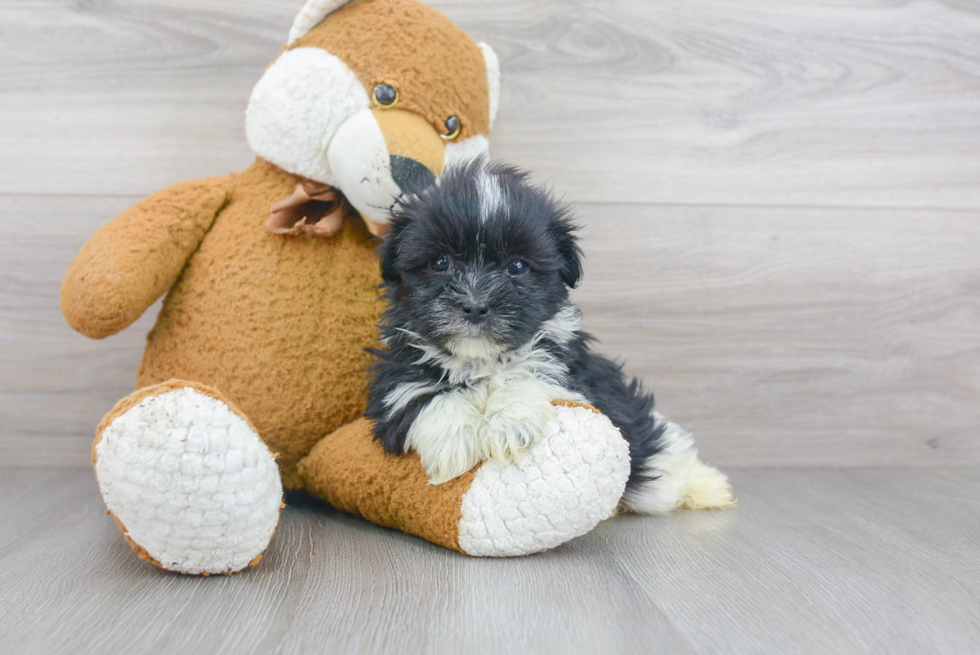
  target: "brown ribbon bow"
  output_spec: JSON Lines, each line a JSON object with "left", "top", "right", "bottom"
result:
{"left": 267, "top": 180, "right": 388, "bottom": 238}
{"left": 267, "top": 181, "right": 345, "bottom": 237}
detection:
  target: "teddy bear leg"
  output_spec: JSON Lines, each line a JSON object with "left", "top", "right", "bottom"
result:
{"left": 297, "top": 401, "right": 631, "bottom": 557}
{"left": 92, "top": 380, "right": 283, "bottom": 575}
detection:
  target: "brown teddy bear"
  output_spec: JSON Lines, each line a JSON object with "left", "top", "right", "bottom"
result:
{"left": 61, "top": 0, "right": 732, "bottom": 575}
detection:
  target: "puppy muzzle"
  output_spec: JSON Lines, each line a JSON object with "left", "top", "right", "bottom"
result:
{"left": 460, "top": 299, "right": 491, "bottom": 324}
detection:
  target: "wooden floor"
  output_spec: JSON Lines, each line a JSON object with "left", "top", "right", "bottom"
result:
{"left": 1, "top": 466, "right": 978, "bottom": 655}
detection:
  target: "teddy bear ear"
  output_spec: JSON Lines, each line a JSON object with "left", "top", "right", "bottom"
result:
{"left": 288, "top": 0, "right": 354, "bottom": 45}
{"left": 477, "top": 43, "right": 501, "bottom": 129}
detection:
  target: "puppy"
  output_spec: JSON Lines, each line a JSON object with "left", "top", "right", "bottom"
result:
{"left": 367, "top": 160, "right": 733, "bottom": 514}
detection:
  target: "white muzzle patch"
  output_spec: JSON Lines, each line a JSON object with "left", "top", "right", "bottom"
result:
{"left": 327, "top": 107, "right": 404, "bottom": 226}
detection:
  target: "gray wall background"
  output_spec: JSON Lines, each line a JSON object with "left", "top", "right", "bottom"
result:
{"left": 2, "top": 0, "right": 978, "bottom": 467}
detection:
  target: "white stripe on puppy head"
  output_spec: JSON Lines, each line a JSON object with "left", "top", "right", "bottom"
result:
{"left": 476, "top": 167, "right": 504, "bottom": 223}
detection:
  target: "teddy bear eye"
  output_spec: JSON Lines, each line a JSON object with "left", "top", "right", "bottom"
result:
{"left": 373, "top": 84, "right": 398, "bottom": 107}
{"left": 441, "top": 116, "right": 461, "bottom": 140}
{"left": 507, "top": 259, "right": 529, "bottom": 275}
{"left": 430, "top": 256, "right": 451, "bottom": 273}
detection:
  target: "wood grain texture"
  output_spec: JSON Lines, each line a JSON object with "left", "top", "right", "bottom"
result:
{"left": 472, "top": 0, "right": 980, "bottom": 208}
{"left": 1, "top": 0, "right": 979, "bottom": 206}
{"left": 4, "top": 195, "right": 977, "bottom": 467}
{"left": 1, "top": 467, "right": 978, "bottom": 654}
{"left": 572, "top": 203, "right": 980, "bottom": 467}
{"left": 0, "top": 194, "right": 158, "bottom": 466}
{"left": 2, "top": 0, "right": 979, "bottom": 467}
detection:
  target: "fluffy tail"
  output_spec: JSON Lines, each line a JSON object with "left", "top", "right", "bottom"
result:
{"left": 620, "top": 413, "right": 735, "bottom": 515}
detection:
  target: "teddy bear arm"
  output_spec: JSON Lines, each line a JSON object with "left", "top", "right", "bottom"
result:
{"left": 61, "top": 176, "right": 232, "bottom": 339}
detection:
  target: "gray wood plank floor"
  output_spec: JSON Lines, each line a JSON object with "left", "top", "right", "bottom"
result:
{"left": 1, "top": 466, "right": 978, "bottom": 655}
{"left": 2, "top": 0, "right": 979, "bottom": 467}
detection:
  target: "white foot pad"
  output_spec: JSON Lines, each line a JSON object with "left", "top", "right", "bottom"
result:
{"left": 95, "top": 387, "right": 283, "bottom": 574}
{"left": 457, "top": 405, "right": 630, "bottom": 557}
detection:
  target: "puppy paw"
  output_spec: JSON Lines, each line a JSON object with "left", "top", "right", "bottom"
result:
{"left": 479, "top": 398, "right": 555, "bottom": 463}
{"left": 405, "top": 391, "right": 485, "bottom": 485}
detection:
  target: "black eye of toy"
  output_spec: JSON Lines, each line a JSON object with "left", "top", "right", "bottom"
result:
{"left": 441, "top": 115, "right": 461, "bottom": 140}
{"left": 507, "top": 259, "right": 529, "bottom": 275}
{"left": 373, "top": 83, "right": 398, "bottom": 107}
{"left": 430, "top": 256, "right": 450, "bottom": 273}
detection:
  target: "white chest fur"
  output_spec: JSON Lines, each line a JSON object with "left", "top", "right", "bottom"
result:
{"left": 405, "top": 368, "right": 583, "bottom": 485}
{"left": 388, "top": 305, "right": 587, "bottom": 484}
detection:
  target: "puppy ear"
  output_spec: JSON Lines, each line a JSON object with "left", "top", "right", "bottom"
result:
{"left": 553, "top": 221, "right": 583, "bottom": 288}
{"left": 378, "top": 219, "right": 404, "bottom": 283}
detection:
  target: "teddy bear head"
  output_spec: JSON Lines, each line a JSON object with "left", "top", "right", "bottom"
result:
{"left": 246, "top": 0, "right": 500, "bottom": 235}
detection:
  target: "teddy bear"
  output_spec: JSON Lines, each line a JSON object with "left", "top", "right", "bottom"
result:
{"left": 61, "top": 0, "right": 732, "bottom": 575}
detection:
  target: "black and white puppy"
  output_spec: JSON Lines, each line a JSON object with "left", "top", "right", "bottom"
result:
{"left": 367, "top": 160, "right": 732, "bottom": 514}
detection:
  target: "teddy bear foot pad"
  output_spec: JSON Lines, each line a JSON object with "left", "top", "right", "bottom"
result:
{"left": 93, "top": 381, "right": 283, "bottom": 575}
{"left": 457, "top": 404, "right": 632, "bottom": 556}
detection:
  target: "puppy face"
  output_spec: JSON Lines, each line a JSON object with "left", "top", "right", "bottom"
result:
{"left": 379, "top": 160, "right": 582, "bottom": 359}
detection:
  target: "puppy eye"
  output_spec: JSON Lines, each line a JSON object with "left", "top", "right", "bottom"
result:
{"left": 430, "top": 256, "right": 451, "bottom": 273}
{"left": 507, "top": 259, "right": 529, "bottom": 275}
{"left": 373, "top": 84, "right": 398, "bottom": 107}
{"left": 441, "top": 116, "right": 461, "bottom": 140}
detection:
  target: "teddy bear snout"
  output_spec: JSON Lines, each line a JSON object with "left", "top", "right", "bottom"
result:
{"left": 327, "top": 106, "right": 447, "bottom": 229}
{"left": 390, "top": 155, "right": 435, "bottom": 194}
{"left": 373, "top": 107, "right": 446, "bottom": 180}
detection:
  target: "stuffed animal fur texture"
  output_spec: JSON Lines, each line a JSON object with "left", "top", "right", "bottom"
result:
{"left": 61, "top": 0, "right": 732, "bottom": 575}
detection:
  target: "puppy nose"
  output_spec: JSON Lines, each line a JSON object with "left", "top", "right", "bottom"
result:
{"left": 390, "top": 156, "right": 436, "bottom": 194}
{"left": 461, "top": 300, "right": 490, "bottom": 323}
